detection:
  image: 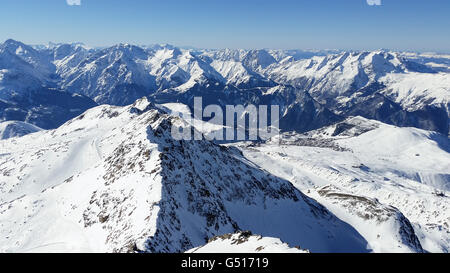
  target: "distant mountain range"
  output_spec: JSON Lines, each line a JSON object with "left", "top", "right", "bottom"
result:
{"left": 1, "top": 39, "right": 449, "bottom": 135}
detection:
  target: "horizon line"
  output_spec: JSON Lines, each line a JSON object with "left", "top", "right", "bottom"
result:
{"left": 2, "top": 38, "right": 450, "bottom": 55}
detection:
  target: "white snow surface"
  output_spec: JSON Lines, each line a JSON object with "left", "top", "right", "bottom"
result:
{"left": 236, "top": 117, "right": 449, "bottom": 253}
{"left": 187, "top": 232, "right": 308, "bottom": 253}
{"left": 0, "top": 121, "right": 42, "bottom": 140}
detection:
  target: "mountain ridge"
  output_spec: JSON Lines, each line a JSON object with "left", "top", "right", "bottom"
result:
{"left": 0, "top": 97, "right": 373, "bottom": 253}
{"left": 1, "top": 39, "right": 448, "bottom": 134}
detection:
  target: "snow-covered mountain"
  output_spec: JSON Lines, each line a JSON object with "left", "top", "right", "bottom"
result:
{"left": 266, "top": 50, "right": 435, "bottom": 104}
{"left": 0, "top": 97, "right": 373, "bottom": 253}
{"left": 265, "top": 51, "right": 449, "bottom": 134}
{"left": 311, "top": 185, "right": 423, "bottom": 253}
{"left": 186, "top": 231, "right": 309, "bottom": 253}
{"left": 0, "top": 120, "right": 42, "bottom": 139}
{"left": 58, "top": 44, "right": 226, "bottom": 105}
{"left": 0, "top": 40, "right": 98, "bottom": 129}
{"left": 238, "top": 116, "right": 449, "bottom": 252}
{"left": 1, "top": 39, "right": 448, "bottom": 135}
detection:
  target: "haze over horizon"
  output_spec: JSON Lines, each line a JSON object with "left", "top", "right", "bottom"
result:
{"left": 0, "top": 0, "right": 449, "bottom": 52}
{"left": 4, "top": 38, "right": 450, "bottom": 55}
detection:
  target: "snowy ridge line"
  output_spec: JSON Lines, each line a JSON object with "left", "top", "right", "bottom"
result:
{"left": 0, "top": 97, "right": 373, "bottom": 253}
{"left": 187, "top": 231, "right": 310, "bottom": 253}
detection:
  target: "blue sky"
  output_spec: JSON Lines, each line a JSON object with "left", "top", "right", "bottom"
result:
{"left": 0, "top": 0, "right": 449, "bottom": 52}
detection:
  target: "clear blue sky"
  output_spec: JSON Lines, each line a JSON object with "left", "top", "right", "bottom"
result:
{"left": 0, "top": 0, "right": 449, "bottom": 52}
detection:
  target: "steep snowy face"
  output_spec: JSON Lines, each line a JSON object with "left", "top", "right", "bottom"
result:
{"left": 0, "top": 121, "right": 42, "bottom": 139}
{"left": 57, "top": 44, "right": 227, "bottom": 105}
{"left": 241, "top": 50, "right": 277, "bottom": 71}
{"left": 264, "top": 50, "right": 449, "bottom": 134}
{"left": 199, "top": 49, "right": 277, "bottom": 88}
{"left": 0, "top": 41, "right": 51, "bottom": 100}
{"left": 186, "top": 231, "right": 309, "bottom": 253}
{"left": 0, "top": 39, "right": 55, "bottom": 78}
{"left": 0, "top": 97, "right": 370, "bottom": 253}
{"left": 0, "top": 40, "right": 97, "bottom": 130}
{"left": 52, "top": 43, "right": 91, "bottom": 75}
{"left": 266, "top": 51, "right": 421, "bottom": 102}
{"left": 380, "top": 72, "right": 450, "bottom": 113}
{"left": 312, "top": 185, "right": 423, "bottom": 253}
{"left": 58, "top": 44, "right": 158, "bottom": 105}
{"left": 238, "top": 116, "right": 450, "bottom": 253}
{"left": 201, "top": 49, "right": 276, "bottom": 71}
{"left": 208, "top": 59, "right": 274, "bottom": 88}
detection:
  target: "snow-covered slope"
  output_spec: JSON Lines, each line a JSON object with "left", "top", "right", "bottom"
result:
{"left": 264, "top": 51, "right": 449, "bottom": 134}
{"left": 237, "top": 117, "right": 449, "bottom": 253}
{"left": 57, "top": 44, "right": 158, "bottom": 105}
{"left": 0, "top": 40, "right": 52, "bottom": 100}
{"left": 380, "top": 72, "right": 450, "bottom": 113}
{"left": 0, "top": 97, "right": 372, "bottom": 253}
{"left": 58, "top": 44, "right": 225, "bottom": 105}
{"left": 208, "top": 59, "right": 273, "bottom": 88}
{"left": 265, "top": 50, "right": 439, "bottom": 108}
{"left": 310, "top": 185, "right": 423, "bottom": 253}
{"left": 0, "top": 121, "right": 42, "bottom": 139}
{"left": 186, "top": 231, "right": 309, "bottom": 253}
